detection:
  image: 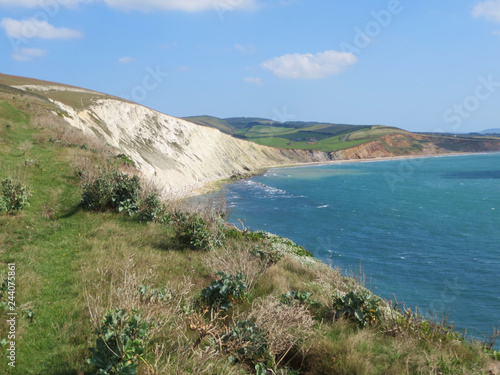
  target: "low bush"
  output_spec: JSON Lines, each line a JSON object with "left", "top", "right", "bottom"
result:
{"left": 280, "top": 290, "right": 314, "bottom": 306}
{"left": 137, "top": 192, "right": 169, "bottom": 223}
{"left": 81, "top": 170, "right": 141, "bottom": 215}
{"left": 116, "top": 153, "right": 135, "bottom": 167}
{"left": 174, "top": 211, "right": 225, "bottom": 250}
{"left": 137, "top": 284, "right": 172, "bottom": 304}
{"left": 251, "top": 245, "right": 282, "bottom": 267}
{"left": 221, "top": 320, "right": 272, "bottom": 367}
{"left": 87, "top": 309, "right": 153, "bottom": 375}
{"left": 200, "top": 271, "right": 248, "bottom": 311}
{"left": 333, "top": 290, "right": 382, "bottom": 328}
{"left": 0, "top": 177, "right": 32, "bottom": 213}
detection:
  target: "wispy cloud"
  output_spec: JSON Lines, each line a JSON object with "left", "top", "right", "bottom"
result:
{"left": 118, "top": 56, "right": 137, "bottom": 64}
{"left": 12, "top": 47, "right": 47, "bottom": 61}
{"left": 235, "top": 43, "right": 256, "bottom": 55}
{"left": 103, "top": 0, "right": 257, "bottom": 12}
{"left": 243, "top": 77, "right": 263, "bottom": 86}
{"left": 261, "top": 50, "right": 357, "bottom": 79}
{"left": 473, "top": 0, "right": 500, "bottom": 22}
{"left": 0, "top": 0, "right": 259, "bottom": 12}
{"left": 1, "top": 18, "right": 83, "bottom": 39}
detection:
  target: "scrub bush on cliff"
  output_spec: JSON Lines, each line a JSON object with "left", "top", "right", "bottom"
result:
{"left": 81, "top": 171, "right": 141, "bottom": 215}
{"left": 0, "top": 177, "right": 32, "bottom": 213}
{"left": 200, "top": 271, "right": 249, "bottom": 311}
{"left": 174, "top": 211, "right": 225, "bottom": 250}
{"left": 137, "top": 192, "right": 170, "bottom": 223}
{"left": 87, "top": 309, "right": 153, "bottom": 375}
{"left": 333, "top": 290, "right": 382, "bottom": 328}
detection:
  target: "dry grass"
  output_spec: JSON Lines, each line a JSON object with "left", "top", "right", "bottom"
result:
{"left": 249, "top": 296, "right": 315, "bottom": 366}
{"left": 206, "top": 242, "right": 265, "bottom": 291}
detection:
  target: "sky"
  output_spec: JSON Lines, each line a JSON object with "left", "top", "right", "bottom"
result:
{"left": 1, "top": 0, "right": 500, "bottom": 133}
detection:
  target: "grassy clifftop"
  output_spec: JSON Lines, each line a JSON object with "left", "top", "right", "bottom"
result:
{"left": 1, "top": 83, "right": 500, "bottom": 375}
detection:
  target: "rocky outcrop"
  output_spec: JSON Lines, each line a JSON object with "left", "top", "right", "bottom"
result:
{"left": 329, "top": 133, "right": 500, "bottom": 160}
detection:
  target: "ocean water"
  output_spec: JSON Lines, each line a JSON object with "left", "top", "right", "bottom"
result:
{"left": 221, "top": 153, "right": 500, "bottom": 347}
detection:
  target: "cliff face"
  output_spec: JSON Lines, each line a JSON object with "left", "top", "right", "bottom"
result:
{"left": 329, "top": 133, "right": 500, "bottom": 160}
{"left": 9, "top": 82, "right": 330, "bottom": 196}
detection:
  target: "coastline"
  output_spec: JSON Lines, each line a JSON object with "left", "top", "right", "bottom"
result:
{"left": 192, "top": 150, "right": 500, "bottom": 198}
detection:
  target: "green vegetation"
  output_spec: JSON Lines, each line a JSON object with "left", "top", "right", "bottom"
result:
{"left": 0, "top": 177, "right": 32, "bottom": 213}
{"left": 1, "top": 80, "right": 499, "bottom": 375}
{"left": 81, "top": 170, "right": 142, "bottom": 215}
{"left": 199, "top": 271, "right": 249, "bottom": 310}
{"left": 333, "top": 290, "right": 382, "bottom": 328}
{"left": 184, "top": 115, "right": 410, "bottom": 152}
{"left": 87, "top": 309, "right": 153, "bottom": 375}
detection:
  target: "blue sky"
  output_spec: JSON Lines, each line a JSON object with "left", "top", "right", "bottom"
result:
{"left": 1, "top": 0, "right": 500, "bottom": 132}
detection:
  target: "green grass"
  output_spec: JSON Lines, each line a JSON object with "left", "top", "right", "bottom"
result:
{"left": 251, "top": 136, "right": 370, "bottom": 152}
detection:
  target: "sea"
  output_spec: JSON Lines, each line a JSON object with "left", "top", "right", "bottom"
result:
{"left": 218, "top": 152, "right": 500, "bottom": 348}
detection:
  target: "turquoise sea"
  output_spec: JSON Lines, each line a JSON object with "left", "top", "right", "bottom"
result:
{"left": 221, "top": 153, "right": 500, "bottom": 347}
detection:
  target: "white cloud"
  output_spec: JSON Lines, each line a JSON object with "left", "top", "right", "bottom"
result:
{"left": 0, "top": 0, "right": 91, "bottom": 8}
{"left": 473, "top": 0, "right": 500, "bottom": 22}
{"left": 118, "top": 56, "right": 136, "bottom": 64}
{"left": 12, "top": 47, "right": 47, "bottom": 61}
{"left": 0, "top": 0, "right": 258, "bottom": 12}
{"left": 1, "top": 18, "right": 83, "bottom": 39}
{"left": 235, "top": 43, "right": 256, "bottom": 55}
{"left": 102, "top": 0, "right": 257, "bottom": 12}
{"left": 243, "top": 77, "right": 262, "bottom": 86}
{"left": 261, "top": 50, "right": 357, "bottom": 80}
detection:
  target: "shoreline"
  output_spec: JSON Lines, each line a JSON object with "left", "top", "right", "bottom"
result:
{"left": 192, "top": 150, "right": 500, "bottom": 198}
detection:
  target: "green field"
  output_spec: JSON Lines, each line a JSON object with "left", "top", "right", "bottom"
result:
{"left": 183, "top": 115, "right": 413, "bottom": 152}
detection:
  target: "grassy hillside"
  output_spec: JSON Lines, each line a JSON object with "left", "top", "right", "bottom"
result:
{"left": 1, "top": 83, "right": 500, "bottom": 375}
{"left": 183, "top": 115, "right": 413, "bottom": 152}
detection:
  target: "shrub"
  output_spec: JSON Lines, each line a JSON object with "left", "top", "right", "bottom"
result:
{"left": 280, "top": 290, "right": 314, "bottom": 306}
{"left": 116, "top": 153, "right": 135, "bottom": 167}
{"left": 225, "top": 227, "right": 244, "bottom": 240}
{"left": 137, "top": 192, "right": 169, "bottom": 223}
{"left": 137, "top": 284, "right": 172, "bottom": 304}
{"left": 81, "top": 171, "right": 141, "bottom": 215}
{"left": 333, "top": 290, "right": 382, "bottom": 328}
{"left": 87, "top": 309, "right": 152, "bottom": 375}
{"left": 251, "top": 246, "right": 282, "bottom": 266}
{"left": 0, "top": 177, "right": 32, "bottom": 213}
{"left": 176, "top": 213, "right": 215, "bottom": 250}
{"left": 200, "top": 271, "right": 248, "bottom": 311}
{"left": 221, "top": 320, "right": 271, "bottom": 367}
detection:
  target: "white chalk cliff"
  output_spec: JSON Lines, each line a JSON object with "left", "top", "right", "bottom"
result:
{"left": 10, "top": 80, "right": 328, "bottom": 196}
